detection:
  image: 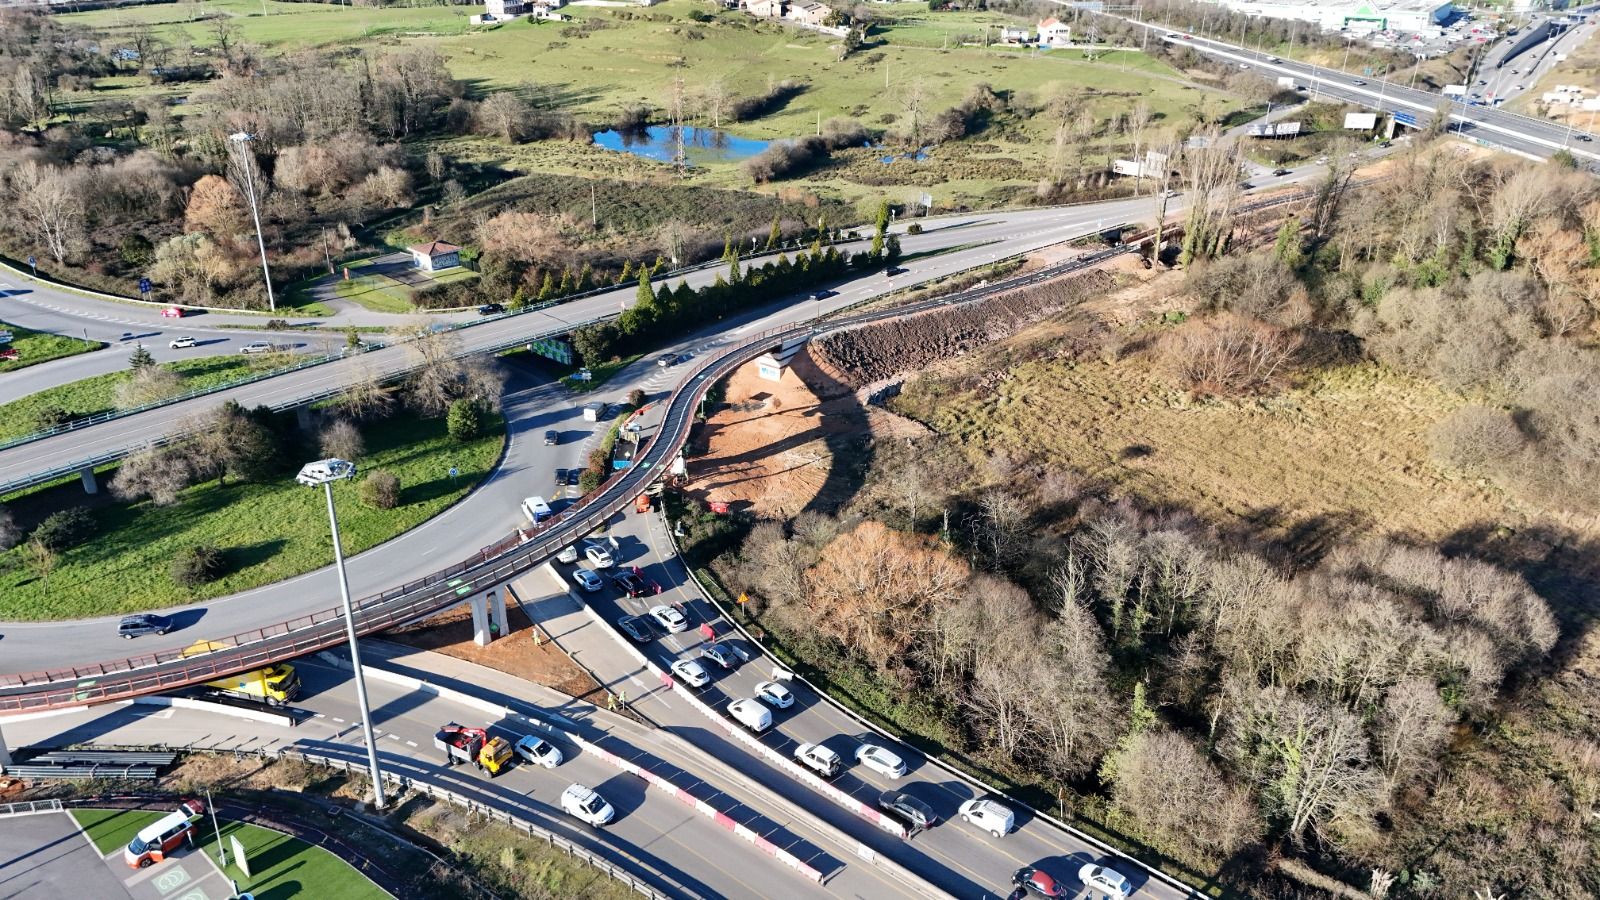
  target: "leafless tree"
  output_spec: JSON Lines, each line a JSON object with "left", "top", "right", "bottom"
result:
{"left": 319, "top": 418, "right": 365, "bottom": 461}
{"left": 114, "top": 365, "right": 183, "bottom": 409}
{"left": 400, "top": 327, "right": 505, "bottom": 417}
{"left": 1107, "top": 729, "right": 1259, "bottom": 858}
{"left": 334, "top": 365, "right": 395, "bottom": 421}
{"left": 112, "top": 445, "right": 195, "bottom": 506}
{"left": 478, "top": 90, "right": 531, "bottom": 143}
{"left": 22, "top": 537, "right": 57, "bottom": 585}
{"left": 1374, "top": 677, "right": 1452, "bottom": 795}
{"left": 10, "top": 160, "right": 86, "bottom": 264}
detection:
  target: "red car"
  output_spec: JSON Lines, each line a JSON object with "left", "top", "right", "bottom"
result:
{"left": 161, "top": 306, "right": 185, "bottom": 318}
{"left": 0, "top": 348, "right": 17, "bottom": 361}
{"left": 1013, "top": 866, "right": 1065, "bottom": 898}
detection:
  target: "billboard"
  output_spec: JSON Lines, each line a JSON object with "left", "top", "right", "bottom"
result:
{"left": 1248, "top": 121, "right": 1303, "bottom": 137}
{"left": 1344, "top": 112, "right": 1378, "bottom": 129}
{"left": 1112, "top": 159, "right": 1144, "bottom": 177}
{"left": 1443, "top": 84, "right": 1467, "bottom": 96}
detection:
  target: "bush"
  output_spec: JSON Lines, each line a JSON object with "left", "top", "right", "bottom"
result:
{"left": 0, "top": 505, "right": 18, "bottom": 551}
{"left": 446, "top": 398, "right": 484, "bottom": 442}
{"left": 31, "top": 507, "right": 95, "bottom": 551}
{"left": 1429, "top": 406, "right": 1525, "bottom": 473}
{"left": 171, "top": 543, "right": 225, "bottom": 587}
{"left": 119, "top": 233, "right": 155, "bottom": 269}
{"left": 360, "top": 470, "right": 401, "bottom": 509}
{"left": 744, "top": 135, "right": 829, "bottom": 184}
{"left": 32, "top": 405, "right": 74, "bottom": 431}
{"left": 627, "top": 388, "right": 646, "bottom": 409}
{"left": 907, "top": 222, "right": 923, "bottom": 234}
{"left": 578, "top": 466, "right": 603, "bottom": 494}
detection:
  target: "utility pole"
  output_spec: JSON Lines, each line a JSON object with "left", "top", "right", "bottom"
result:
{"left": 206, "top": 789, "right": 226, "bottom": 866}
{"left": 590, "top": 182, "right": 598, "bottom": 228}
{"left": 228, "top": 132, "right": 277, "bottom": 313}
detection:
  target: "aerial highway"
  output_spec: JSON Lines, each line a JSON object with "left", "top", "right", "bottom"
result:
{"left": 2, "top": 654, "right": 925, "bottom": 900}
{"left": 1121, "top": 18, "right": 1600, "bottom": 160}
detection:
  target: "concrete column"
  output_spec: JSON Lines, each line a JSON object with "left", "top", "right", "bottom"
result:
{"left": 490, "top": 589, "right": 508, "bottom": 638}
{"left": 296, "top": 407, "right": 315, "bottom": 431}
{"left": 0, "top": 722, "right": 11, "bottom": 768}
{"left": 470, "top": 594, "right": 491, "bottom": 647}
{"left": 79, "top": 467, "right": 98, "bottom": 495}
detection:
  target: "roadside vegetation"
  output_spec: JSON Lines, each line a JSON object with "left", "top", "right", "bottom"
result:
{"left": 0, "top": 330, "right": 507, "bottom": 618}
{"left": 0, "top": 319, "right": 100, "bottom": 373}
{"left": 0, "top": 353, "right": 261, "bottom": 442}
{"left": 679, "top": 143, "right": 1600, "bottom": 900}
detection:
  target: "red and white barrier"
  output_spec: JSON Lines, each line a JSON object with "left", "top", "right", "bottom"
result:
{"left": 576, "top": 733, "right": 824, "bottom": 882}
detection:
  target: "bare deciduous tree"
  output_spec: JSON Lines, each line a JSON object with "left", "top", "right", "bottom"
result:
{"left": 114, "top": 365, "right": 183, "bottom": 410}
{"left": 112, "top": 445, "right": 195, "bottom": 506}
{"left": 319, "top": 418, "right": 365, "bottom": 461}
{"left": 10, "top": 160, "right": 87, "bottom": 264}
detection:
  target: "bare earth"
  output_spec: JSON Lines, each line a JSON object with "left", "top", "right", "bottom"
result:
{"left": 387, "top": 602, "right": 603, "bottom": 705}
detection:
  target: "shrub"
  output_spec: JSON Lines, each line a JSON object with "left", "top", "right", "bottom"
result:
{"left": 1429, "top": 406, "right": 1525, "bottom": 473}
{"left": 1159, "top": 313, "right": 1302, "bottom": 398}
{"left": 907, "top": 222, "right": 923, "bottom": 234}
{"left": 119, "top": 233, "right": 155, "bottom": 268}
{"left": 360, "top": 470, "right": 401, "bottom": 509}
{"left": 578, "top": 466, "right": 603, "bottom": 494}
{"left": 31, "top": 506, "right": 96, "bottom": 551}
{"left": 446, "top": 398, "right": 484, "bottom": 442}
{"left": 0, "top": 505, "right": 18, "bottom": 551}
{"left": 319, "top": 418, "right": 365, "bottom": 461}
{"left": 31, "top": 405, "right": 74, "bottom": 431}
{"left": 627, "top": 388, "right": 646, "bottom": 409}
{"left": 171, "top": 543, "right": 225, "bottom": 587}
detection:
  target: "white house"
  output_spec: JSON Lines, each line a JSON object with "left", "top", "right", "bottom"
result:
{"left": 999, "top": 25, "right": 1032, "bottom": 44}
{"left": 786, "top": 0, "right": 832, "bottom": 25}
{"left": 409, "top": 241, "right": 461, "bottom": 272}
{"left": 484, "top": 0, "right": 529, "bottom": 16}
{"left": 746, "top": 0, "right": 785, "bottom": 17}
{"left": 1037, "top": 17, "right": 1072, "bottom": 47}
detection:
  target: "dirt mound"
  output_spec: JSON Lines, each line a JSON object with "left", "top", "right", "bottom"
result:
{"left": 387, "top": 602, "right": 603, "bottom": 705}
{"left": 815, "top": 267, "right": 1117, "bottom": 386}
{"left": 684, "top": 346, "right": 884, "bottom": 519}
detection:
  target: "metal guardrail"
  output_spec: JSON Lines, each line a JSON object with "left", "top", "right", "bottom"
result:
{"left": 0, "top": 798, "right": 63, "bottom": 817}
{"left": 0, "top": 188, "right": 1318, "bottom": 711}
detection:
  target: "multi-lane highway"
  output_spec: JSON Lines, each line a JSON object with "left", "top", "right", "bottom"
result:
{"left": 3, "top": 655, "right": 923, "bottom": 899}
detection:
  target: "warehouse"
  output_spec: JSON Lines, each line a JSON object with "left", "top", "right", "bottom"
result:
{"left": 1202, "top": 0, "right": 1455, "bottom": 33}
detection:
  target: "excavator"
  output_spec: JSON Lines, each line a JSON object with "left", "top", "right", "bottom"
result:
{"left": 434, "top": 723, "right": 514, "bottom": 776}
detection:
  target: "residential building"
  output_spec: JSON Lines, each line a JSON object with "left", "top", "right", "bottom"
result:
{"left": 787, "top": 0, "right": 832, "bottom": 25}
{"left": 1037, "top": 17, "right": 1073, "bottom": 46}
{"left": 999, "top": 25, "right": 1032, "bottom": 44}
{"left": 409, "top": 241, "right": 462, "bottom": 272}
{"left": 746, "top": 0, "right": 784, "bottom": 16}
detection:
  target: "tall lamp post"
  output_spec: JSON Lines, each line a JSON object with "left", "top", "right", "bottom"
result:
{"left": 228, "top": 132, "right": 277, "bottom": 313}
{"left": 297, "top": 457, "right": 385, "bottom": 808}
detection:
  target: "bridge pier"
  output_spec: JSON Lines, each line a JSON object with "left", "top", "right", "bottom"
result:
{"left": 469, "top": 590, "right": 509, "bottom": 647}
{"left": 0, "top": 722, "right": 11, "bottom": 768}
{"left": 79, "top": 467, "right": 98, "bottom": 495}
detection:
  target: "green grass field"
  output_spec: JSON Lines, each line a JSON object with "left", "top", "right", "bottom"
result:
{"left": 0, "top": 354, "right": 263, "bottom": 443}
{"left": 69, "top": 809, "right": 386, "bottom": 899}
{"left": 72, "top": 808, "right": 164, "bottom": 856}
{"left": 0, "top": 410, "right": 505, "bottom": 619}
{"left": 330, "top": 263, "right": 479, "bottom": 314}
{"left": 0, "top": 321, "right": 102, "bottom": 374}
{"left": 199, "top": 818, "right": 388, "bottom": 899}
{"left": 62, "top": 0, "right": 1235, "bottom": 210}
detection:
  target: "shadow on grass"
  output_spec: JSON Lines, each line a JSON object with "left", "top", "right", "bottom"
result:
{"left": 227, "top": 538, "right": 289, "bottom": 573}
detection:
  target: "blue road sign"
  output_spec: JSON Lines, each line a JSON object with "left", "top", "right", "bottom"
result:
{"left": 1394, "top": 110, "right": 1418, "bottom": 126}
{"left": 139, "top": 277, "right": 152, "bottom": 294}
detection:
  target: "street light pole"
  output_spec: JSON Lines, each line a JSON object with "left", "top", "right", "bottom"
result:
{"left": 228, "top": 132, "right": 277, "bottom": 314}
{"left": 302, "top": 459, "right": 386, "bottom": 808}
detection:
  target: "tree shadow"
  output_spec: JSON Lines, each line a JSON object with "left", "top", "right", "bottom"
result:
{"left": 226, "top": 538, "right": 288, "bottom": 573}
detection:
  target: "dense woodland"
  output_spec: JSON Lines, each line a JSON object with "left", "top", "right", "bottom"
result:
{"left": 691, "top": 145, "right": 1600, "bottom": 899}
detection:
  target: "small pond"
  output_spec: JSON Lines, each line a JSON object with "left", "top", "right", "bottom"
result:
{"left": 592, "top": 126, "right": 771, "bottom": 164}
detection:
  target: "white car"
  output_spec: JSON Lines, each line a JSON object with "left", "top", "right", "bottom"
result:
{"left": 555, "top": 545, "right": 579, "bottom": 564}
{"left": 793, "top": 742, "right": 842, "bottom": 777}
{"left": 585, "top": 544, "right": 615, "bottom": 568}
{"left": 754, "top": 681, "right": 794, "bottom": 709}
{"left": 513, "top": 735, "right": 563, "bottom": 769}
{"left": 239, "top": 340, "right": 272, "bottom": 354}
{"left": 1078, "top": 863, "right": 1132, "bottom": 899}
{"left": 168, "top": 336, "right": 196, "bottom": 349}
{"left": 958, "top": 798, "right": 1015, "bottom": 838}
{"left": 649, "top": 604, "right": 688, "bottom": 633}
{"left": 572, "top": 568, "right": 604, "bottom": 592}
{"left": 671, "top": 658, "right": 711, "bottom": 687}
{"left": 560, "top": 784, "right": 614, "bottom": 826}
{"left": 855, "top": 743, "right": 906, "bottom": 779}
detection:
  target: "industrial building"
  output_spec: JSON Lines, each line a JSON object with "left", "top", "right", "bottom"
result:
{"left": 1201, "top": 0, "right": 1455, "bottom": 33}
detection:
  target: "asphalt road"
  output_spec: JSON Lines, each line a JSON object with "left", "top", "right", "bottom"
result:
{"left": 1, "top": 657, "right": 916, "bottom": 900}
{"left": 1130, "top": 20, "right": 1600, "bottom": 160}
{"left": 527, "top": 510, "right": 1194, "bottom": 900}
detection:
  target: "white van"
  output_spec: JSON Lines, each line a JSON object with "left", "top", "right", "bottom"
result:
{"left": 520, "top": 496, "right": 552, "bottom": 523}
{"left": 556, "top": 545, "right": 579, "bottom": 564}
{"left": 728, "top": 698, "right": 773, "bottom": 733}
{"left": 958, "top": 798, "right": 1015, "bottom": 838}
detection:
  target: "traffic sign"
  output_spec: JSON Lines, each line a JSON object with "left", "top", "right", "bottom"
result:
{"left": 737, "top": 592, "right": 748, "bottom": 605}
{"left": 1394, "top": 110, "right": 1418, "bottom": 127}
{"left": 139, "top": 277, "right": 152, "bottom": 295}
{"left": 26, "top": 255, "right": 35, "bottom": 274}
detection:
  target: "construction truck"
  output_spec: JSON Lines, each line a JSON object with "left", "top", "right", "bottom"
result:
{"left": 182, "top": 641, "right": 300, "bottom": 706}
{"left": 435, "top": 723, "right": 513, "bottom": 776}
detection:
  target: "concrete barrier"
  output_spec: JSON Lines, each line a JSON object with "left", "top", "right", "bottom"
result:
{"left": 315, "top": 650, "right": 824, "bottom": 884}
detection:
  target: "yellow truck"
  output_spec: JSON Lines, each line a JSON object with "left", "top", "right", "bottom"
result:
{"left": 202, "top": 664, "right": 300, "bottom": 705}
{"left": 183, "top": 641, "right": 301, "bottom": 706}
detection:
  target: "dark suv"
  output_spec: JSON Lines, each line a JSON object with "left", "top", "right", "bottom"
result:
{"left": 613, "top": 570, "right": 650, "bottom": 598}
{"left": 118, "top": 614, "right": 171, "bottom": 639}
{"left": 877, "top": 790, "right": 937, "bottom": 834}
